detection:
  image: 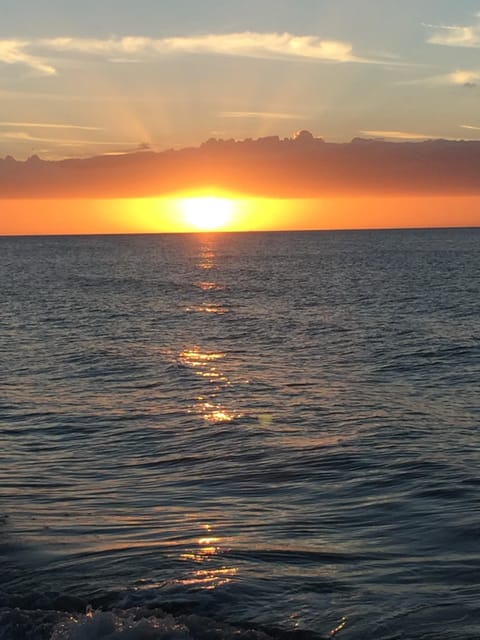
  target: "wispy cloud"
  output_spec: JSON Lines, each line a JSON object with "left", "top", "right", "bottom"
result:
{"left": 424, "top": 14, "right": 480, "bottom": 48}
{"left": 41, "top": 33, "right": 363, "bottom": 62}
{"left": 158, "top": 32, "right": 368, "bottom": 62}
{"left": 0, "top": 32, "right": 387, "bottom": 75}
{"left": 402, "top": 69, "right": 480, "bottom": 88}
{"left": 0, "top": 39, "right": 56, "bottom": 75}
{"left": 360, "top": 129, "right": 480, "bottom": 141}
{"left": 0, "top": 131, "right": 134, "bottom": 146}
{"left": 0, "top": 121, "right": 102, "bottom": 131}
{"left": 360, "top": 130, "right": 436, "bottom": 141}
{"left": 220, "top": 111, "right": 301, "bottom": 120}
{"left": 444, "top": 70, "right": 480, "bottom": 86}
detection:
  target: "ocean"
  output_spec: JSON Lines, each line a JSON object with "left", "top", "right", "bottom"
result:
{"left": 0, "top": 229, "right": 479, "bottom": 640}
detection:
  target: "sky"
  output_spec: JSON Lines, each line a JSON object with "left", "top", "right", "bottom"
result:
{"left": 1, "top": 0, "right": 480, "bottom": 232}
{"left": 2, "top": 0, "right": 480, "bottom": 158}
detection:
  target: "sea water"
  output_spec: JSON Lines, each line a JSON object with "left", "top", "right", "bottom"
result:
{"left": 0, "top": 229, "right": 479, "bottom": 640}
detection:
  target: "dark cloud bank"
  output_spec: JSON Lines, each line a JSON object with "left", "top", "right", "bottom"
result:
{"left": 2, "top": 131, "right": 480, "bottom": 198}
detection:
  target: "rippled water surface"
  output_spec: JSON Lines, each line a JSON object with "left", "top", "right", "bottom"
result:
{"left": 1, "top": 229, "right": 479, "bottom": 640}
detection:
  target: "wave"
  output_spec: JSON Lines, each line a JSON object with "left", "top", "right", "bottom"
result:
{"left": 0, "top": 597, "right": 325, "bottom": 640}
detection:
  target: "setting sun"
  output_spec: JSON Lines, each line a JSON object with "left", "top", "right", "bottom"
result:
{"left": 179, "top": 196, "right": 236, "bottom": 231}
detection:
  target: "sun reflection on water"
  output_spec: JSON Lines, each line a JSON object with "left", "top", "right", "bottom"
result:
{"left": 180, "top": 537, "right": 220, "bottom": 561}
{"left": 195, "top": 281, "right": 224, "bottom": 291}
{"left": 178, "top": 526, "right": 237, "bottom": 590}
{"left": 179, "top": 348, "right": 241, "bottom": 423}
{"left": 179, "top": 567, "right": 238, "bottom": 590}
{"left": 180, "top": 350, "right": 224, "bottom": 363}
{"left": 180, "top": 237, "right": 242, "bottom": 423}
{"left": 185, "top": 303, "right": 227, "bottom": 314}
{"left": 197, "top": 401, "right": 239, "bottom": 424}
{"left": 179, "top": 349, "right": 226, "bottom": 381}
{"left": 198, "top": 248, "right": 216, "bottom": 270}
{"left": 187, "top": 237, "right": 227, "bottom": 308}
{"left": 331, "top": 617, "right": 348, "bottom": 636}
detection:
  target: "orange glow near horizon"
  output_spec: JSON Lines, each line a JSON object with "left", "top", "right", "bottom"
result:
{"left": 127, "top": 191, "right": 292, "bottom": 232}
{"left": 0, "top": 195, "right": 479, "bottom": 235}
{"left": 178, "top": 196, "right": 236, "bottom": 231}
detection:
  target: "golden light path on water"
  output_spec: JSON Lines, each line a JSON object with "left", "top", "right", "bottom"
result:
{"left": 180, "top": 238, "right": 243, "bottom": 424}
{"left": 179, "top": 348, "right": 241, "bottom": 424}
{"left": 175, "top": 239, "right": 241, "bottom": 592}
{"left": 174, "top": 237, "right": 353, "bottom": 627}
{"left": 179, "top": 525, "right": 238, "bottom": 590}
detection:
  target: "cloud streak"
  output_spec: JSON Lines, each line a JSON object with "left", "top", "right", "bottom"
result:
{"left": 0, "top": 32, "right": 384, "bottom": 74}
{"left": 425, "top": 14, "right": 480, "bottom": 48}
{"left": 360, "top": 130, "right": 436, "bottom": 141}
{"left": 0, "top": 39, "right": 56, "bottom": 75}
{"left": 158, "top": 32, "right": 367, "bottom": 62}
{"left": 0, "top": 121, "right": 102, "bottom": 131}
{"left": 403, "top": 69, "right": 480, "bottom": 88}
{"left": 0, "top": 131, "right": 136, "bottom": 147}
{"left": 442, "top": 70, "right": 480, "bottom": 86}
{"left": 361, "top": 129, "right": 480, "bottom": 141}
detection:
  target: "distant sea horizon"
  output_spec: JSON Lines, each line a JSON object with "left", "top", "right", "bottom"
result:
{"left": 2, "top": 224, "right": 479, "bottom": 238}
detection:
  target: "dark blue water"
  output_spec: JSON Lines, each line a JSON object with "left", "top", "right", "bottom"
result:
{"left": 1, "top": 229, "right": 479, "bottom": 640}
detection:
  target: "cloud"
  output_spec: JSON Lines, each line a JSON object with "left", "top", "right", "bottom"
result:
{"left": 0, "top": 121, "right": 102, "bottom": 131}
{"left": 4, "top": 135, "right": 480, "bottom": 199}
{"left": 220, "top": 111, "right": 301, "bottom": 120}
{"left": 447, "top": 70, "right": 480, "bottom": 85}
{"left": 0, "top": 131, "right": 135, "bottom": 147}
{"left": 0, "top": 32, "right": 383, "bottom": 74}
{"left": 0, "top": 39, "right": 56, "bottom": 75}
{"left": 158, "top": 32, "right": 367, "bottom": 62}
{"left": 359, "top": 130, "right": 435, "bottom": 141}
{"left": 425, "top": 15, "right": 480, "bottom": 48}
{"left": 360, "top": 129, "right": 480, "bottom": 141}
{"left": 404, "top": 69, "right": 480, "bottom": 88}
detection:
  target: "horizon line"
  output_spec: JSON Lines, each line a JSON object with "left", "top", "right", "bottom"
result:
{"left": 1, "top": 224, "right": 479, "bottom": 239}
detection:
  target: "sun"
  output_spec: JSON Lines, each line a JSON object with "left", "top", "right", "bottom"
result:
{"left": 179, "top": 196, "right": 235, "bottom": 231}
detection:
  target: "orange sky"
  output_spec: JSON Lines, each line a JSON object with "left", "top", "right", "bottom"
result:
{"left": 2, "top": 2, "right": 480, "bottom": 235}
{"left": 1, "top": 194, "right": 479, "bottom": 235}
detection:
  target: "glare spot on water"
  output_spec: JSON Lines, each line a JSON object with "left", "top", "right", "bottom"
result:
{"left": 179, "top": 567, "right": 238, "bottom": 590}
{"left": 330, "top": 616, "right": 347, "bottom": 636}
{"left": 180, "top": 350, "right": 224, "bottom": 363}
{"left": 179, "top": 348, "right": 241, "bottom": 422}
{"left": 185, "top": 303, "right": 227, "bottom": 314}
{"left": 198, "top": 249, "right": 215, "bottom": 270}
{"left": 198, "top": 537, "right": 220, "bottom": 545}
{"left": 178, "top": 527, "right": 238, "bottom": 590}
{"left": 197, "top": 401, "right": 241, "bottom": 423}
{"left": 195, "top": 280, "right": 224, "bottom": 291}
